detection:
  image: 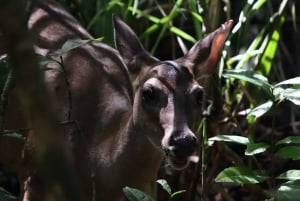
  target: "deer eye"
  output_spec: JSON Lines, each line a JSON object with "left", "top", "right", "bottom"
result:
{"left": 142, "top": 85, "right": 157, "bottom": 103}
{"left": 192, "top": 87, "right": 204, "bottom": 106}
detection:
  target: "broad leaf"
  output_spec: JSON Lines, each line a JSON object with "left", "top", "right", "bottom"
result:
{"left": 275, "top": 180, "right": 300, "bottom": 201}
{"left": 223, "top": 69, "right": 272, "bottom": 95}
{"left": 245, "top": 142, "right": 269, "bottom": 155}
{"left": 215, "top": 167, "right": 268, "bottom": 184}
{"left": 208, "top": 135, "right": 249, "bottom": 145}
{"left": 280, "top": 88, "right": 300, "bottom": 105}
{"left": 247, "top": 100, "right": 273, "bottom": 119}
{"left": 276, "top": 136, "right": 300, "bottom": 146}
{"left": 277, "top": 170, "right": 300, "bottom": 181}
{"left": 275, "top": 76, "right": 300, "bottom": 87}
{"left": 123, "top": 187, "right": 155, "bottom": 201}
{"left": 156, "top": 179, "right": 172, "bottom": 195}
{"left": 275, "top": 146, "right": 300, "bottom": 160}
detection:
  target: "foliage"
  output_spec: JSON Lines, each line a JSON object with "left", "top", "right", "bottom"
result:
{"left": 0, "top": 0, "right": 299, "bottom": 201}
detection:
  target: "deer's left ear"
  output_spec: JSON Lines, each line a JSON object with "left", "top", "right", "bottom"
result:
{"left": 178, "top": 20, "right": 233, "bottom": 79}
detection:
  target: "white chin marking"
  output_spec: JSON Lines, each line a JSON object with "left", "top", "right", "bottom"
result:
{"left": 168, "top": 157, "right": 190, "bottom": 170}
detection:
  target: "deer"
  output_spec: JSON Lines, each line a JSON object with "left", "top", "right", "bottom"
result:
{"left": 0, "top": 0, "right": 233, "bottom": 201}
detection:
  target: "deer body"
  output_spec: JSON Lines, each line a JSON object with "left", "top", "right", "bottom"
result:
{"left": 1, "top": 1, "right": 232, "bottom": 201}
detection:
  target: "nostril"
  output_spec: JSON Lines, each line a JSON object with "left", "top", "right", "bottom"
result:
{"left": 169, "top": 132, "right": 198, "bottom": 158}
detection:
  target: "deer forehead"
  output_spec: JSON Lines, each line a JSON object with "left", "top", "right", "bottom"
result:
{"left": 146, "top": 62, "right": 195, "bottom": 92}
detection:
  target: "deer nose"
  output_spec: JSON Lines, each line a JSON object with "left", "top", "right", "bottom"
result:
{"left": 169, "top": 130, "right": 198, "bottom": 159}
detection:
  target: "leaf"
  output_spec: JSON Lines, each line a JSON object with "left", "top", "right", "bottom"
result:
{"left": 0, "top": 187, "right": 18, "bottom": 201}
{"left": 258, "top": 18, "right": 282, "bottom": 76}
{"left": 171, "top": 190, "right": 186, "bottom": 198}
{"left": 247, "top": 100, "right": 273, "bottom": 119}
{"left": 277, "top": 170, "right": 300, "bottom": 181}
{"left": 123, "top": 187, "right": 155, "bottom": 201}
{"left": 170, "top": 26, "right": 196, "bottom": 43}
{"left": 156, "top": 179, "right": 172, "bottom": 195}
{"left": 50, "top": 37, "right": 103, "bottom": 57}
{"left": 275, "top": 180, "right": 300, "bottom": 201}
{"left": 223, "top": 69, "right": 272, "bottom": 95}
{"left": 215, "top": 167, "right": 268, "bottom": 184}
{"left": 245, "top": 142, "right": 270, "bottom": 155}
{"left": 3, "top": 132, "right": 26, "bottom": 140}
{"left": 208, "top": 135, "right": 250, "bottom": 145}
{"left": 276, "top": 136, "right": 300, "bottom": 146}
{"left": 274, "top": 77, "right": 300, "bottom": 87}
{"left": 275, "top": 146, "right": 300, "bottom": 160}
{"left": 280, "top": 88, "right": 300, "bottom": 105}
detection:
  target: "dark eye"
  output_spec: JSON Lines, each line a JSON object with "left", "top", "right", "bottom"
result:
{"left": 142, "top": 85, "right": 157, "bottom": 103}
{"left": 193, "top": 88, "right": 204, "bottom": 105}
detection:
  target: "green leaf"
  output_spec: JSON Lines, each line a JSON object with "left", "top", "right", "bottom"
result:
{"left": 0, "top": 187, "right": 18, "bottom": 201}
{"left": 280, "top": 88, "right": 300, "bottom": 105}
{"left": 247, "top": 100, "right": 273, "bottom": 119}
{"left": 156, "top": 179, "right": 172, "bottom": 195}
{"left": 3, "top": 132, "right": 26, "bottom": 140}
{"left": 277, "top": 170, "right": 300, "bottom": 181}
{"left": 170, "top": 26, "right": 196, "bottom": 43}
{"left": 171, "top": 190, "right": 186, "bottom": 198}
{"left": 276, "top": 136, "right": 300, "bottom": 145}
{"left": 275, "top": 180, "right": 300, "bottom": 201}
{"left": 259, "top": 18, "right": 282, "bottom": 76}
{"left": 245, "top": 142, "right": 270, "bottom": 155}
{"left": 275, "top": 146, "right": 300, "bottom": 160}
{"left": 208, "top": 135, "right": 250, "bottom": 145}
{"left": 215, "top": 167, "right": 268, "bottom": 184}
{"left": 50, "top": 37, "right": 103, "bottom": 57}
{"left": 123, "top": 187, "right": 155, "bottom": 201}
{"left": 274, "top": 77, "right": 300, "bottom": 87}
{"left": 223, "top": 69, "right": 272, "bottom": 95}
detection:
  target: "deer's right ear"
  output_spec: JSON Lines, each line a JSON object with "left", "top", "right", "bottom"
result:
{"left": 113, "top": 16, "right": 159, "bottom": 75}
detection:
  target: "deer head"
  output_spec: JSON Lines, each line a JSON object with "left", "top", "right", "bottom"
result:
{"left": 113, "top": 16, "right": 233, "bottom": 170}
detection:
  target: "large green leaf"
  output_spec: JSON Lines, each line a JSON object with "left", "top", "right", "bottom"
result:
{"left": 245, "top": 142, "right": 270, "bottom": 155}
{"left": 123, "top": 187, "right": 155, "bottom": 201}
{"left": 208, "top": 135, "right": 250, "bottom": 145}
{"left": 280, "top": 88, "right": 300, "bottom": 105}
{"left": 247, "top": 100, "right": 273, "bottom": 119}
{"left": 215, "top": 167, "right": 268, "bottom": 184}
{"left": 275, "top": 146, "right": 300, "bottom": 160}
{"left": 275, "top": 180, "right": 300, "bottom": 201}
{"left": 223, "top": 69, "right": 272, "bottom": 95}
{"left": 274, "top": 77, "right": 300, "bottom": 87}
{"left": 276, "top": 136, "right": 300, "bottom": 146}
{"left": 277, "top": 170, "right": 300, "bottom": 181}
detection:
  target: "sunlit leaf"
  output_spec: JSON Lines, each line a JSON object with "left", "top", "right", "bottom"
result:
{"left": 275, "top": 180, "right": 300, "bottom": 201}
{"left": 251, "top": 0, "right": 267, "bottom": 10}
{"left": 276, "top": 136, "right": 300, "bottom": 145}
{"left": 274, "top": 77, "right": 300, "bottom": 87}
{"left": 247, "top": 100, "right": 273, "bottom": 119}
{"left": 275, "top": 146, "right": 300, "bottom": 160}
{"left": 259, "top": 16, "right": 283, "bottom": 76}
{"left": 123, "top": 187, "right": 155, "bottom": 201}
{"left": 223, "top": 69, "right": 272, "bottom": 95}
{"left": 245, "top": 142, "right": 270, "bottom": 155}
{"left": 277, "top": 170, "right": 300, "bottom": 181}
{"left": 170, "top": 26, "right": 196, "bottom": 43}
{"left": 208, "top": 135, "right": 249, "bottom": 145}
{"left": 215, "top": 167, "right": 268, "bottom": 184}
{"left": 156, "top": 179, "right": 172, "bottom": 195}
{"left": 280, "top": 88, "right": 300, "bottom": 105}
{"left": 3, "top": 132, "right": 26, "bottom": 140}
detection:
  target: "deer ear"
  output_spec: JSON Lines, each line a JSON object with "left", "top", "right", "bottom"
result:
{"left": 113, "top": 16, "right": 158, "bottom": 75}
{"left": 179, "top": 20, "right": 233, "bottom": 79}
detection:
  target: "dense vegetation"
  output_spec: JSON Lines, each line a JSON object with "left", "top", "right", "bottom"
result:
{"left": 1, "top": 0, "right": 300, "bottom": 201}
